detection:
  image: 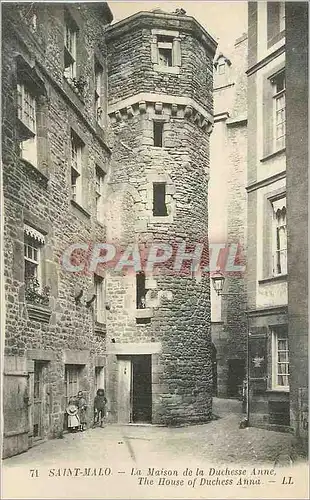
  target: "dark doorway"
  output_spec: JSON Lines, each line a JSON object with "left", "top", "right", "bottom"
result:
{"left": 227, "top": 359, "right": 246, "bottom": 398}
{"left": 211, "top": 344, "right": 218, "bottom": 396}
{"left": 132, "top": 355, "right": 152, "bottom": 423}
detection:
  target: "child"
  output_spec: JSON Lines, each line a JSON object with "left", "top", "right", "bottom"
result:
{"left": 77, "top": 390, "right": 88, "bottom": 431}
{"left": 94, "top": 389, "right": 107, "bottom": 427}
{"left": 66, "top": 396, "right": 80, "bottom": 432}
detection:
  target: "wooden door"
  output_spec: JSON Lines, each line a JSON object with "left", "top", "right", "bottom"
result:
{"left": 33, "top": 361, "right": 43, "bottom": 439}
{"left": 117, "top": 358, "right": 132, "bottom": 423}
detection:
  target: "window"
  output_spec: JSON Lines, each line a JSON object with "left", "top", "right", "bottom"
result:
{"left": 17, "top": 82, "right": 37, "bottom": 166}
{"left": 272, "top": 72, "right": 286, "bottom": 150}
{"left": 153, "top": 121, "right": 164, "bottom": 147}
{"left": 272, "top": 198, "right": 287, "bottom": 276}
{"left": 272, "top": 328, "right": 289, "bottom": 390}
{"left": 95, "top": 366, "right": 105, "bottom": 394}
{"left": 151, "top": 31, "right": 181, "bottom": 73}
{"left": 65, "top": 365, "right": 80, "bottom": 402}
{"left": 153, "top": 183, "right": 167, "bottom": 216}
{"left": 64, "top": 18, "right": 77, "bottom": 80}
{"left": 71, "top": 131, "right": 83, "bottom": 205}
{"left": 24, "top": 225, "right": 44, "bottom": 289}
{"left": 218, "top": 63, "right": 226, "bottom": 75}
{"left": 136, "top": 272, "right": 147, "bottom": 309}
{"left": 95, "top": 166, "right": 105, "bottom": 222}
{"left": 94, "top": 274, "right": 106, "bottom": 324}
{"left": 95, "top": 62, "right": 104, "bottom": 126}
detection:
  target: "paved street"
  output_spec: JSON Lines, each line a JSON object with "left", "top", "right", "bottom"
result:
{"left": 2, "top": 399, "right": 308, "bottom": 499}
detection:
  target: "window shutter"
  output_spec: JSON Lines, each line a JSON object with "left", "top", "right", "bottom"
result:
{"left": 249, "top": 326, "right": 268, "bottom": 393}
{"left": 267, "top": 2, "right": 280, "bottom": 45}
{"left": 172, "top": 38, "right": 181, "bottom": 66}
{"left": 151, "top": 37, "right": 158, "bottom": 64}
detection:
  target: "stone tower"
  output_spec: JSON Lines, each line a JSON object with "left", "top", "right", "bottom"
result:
{"left": 104, "top": 10, "right": 217, "bottom": 425}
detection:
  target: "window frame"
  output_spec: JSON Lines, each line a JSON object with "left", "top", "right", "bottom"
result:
{"left": 153, "top": 121, "right": 164, "bottom": 147}
{"left": 70, "top": 130, "right": 83, "bottom": 205}
{"left": 272, "top": 72, "right": 286, "bottom": 151}
{"left": 94, "top": 274, "right": 106, "bottom": 324}
{"left": 65, "top": 364, "right": 80, "bottom": 403}
{"left": 272, "top": 327, "right": 289, "bottom": 391}
{"left": 24, "top": 225, "right": 45, "bottom": 291}
{"left": 95, "top": 165, "right": 105, "bottom": 223}
{"left": 95, "top": 61, "right": 104, "bottom": 126}
{"left": 271, "top": 197, "right": 287, "bottom": 277}
{"left": 17, "top": 82, "right": 38, "bottom": 166}
{"left": 64, "top": 16, "right": 77, "bottom": 81}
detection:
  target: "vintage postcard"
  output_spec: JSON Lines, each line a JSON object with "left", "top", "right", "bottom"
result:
{"left": 1, "top": 0, "right": 308, "bottom": 499}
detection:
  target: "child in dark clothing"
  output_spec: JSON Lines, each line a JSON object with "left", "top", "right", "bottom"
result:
{"left": 94, "top": 389, "right": 107, "bottom": 427}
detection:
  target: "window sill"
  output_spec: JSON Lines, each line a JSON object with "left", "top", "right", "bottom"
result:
{"left": 20, "top": 158, "right": 49, "bottom": 186}
{"left": 135, "top": 308, "right": 153, "bottom": 319}
{"left": 153, "top": 64, "right": 180, "bottom": 75}
{"left": 258, "top": 274, "right": 287, "bottom": 284}
{"left": 260, "top": 148, "right": 285, "bottom": 163}
{"left": 266, "top": 388, "right": 289, "bottom": 394}
{"left": 149, "top": 214, "right": 173, "bottom": 224}
{"left": 70, "top": 199, "right": 91, "bottom": 219}
{"left": 26, "top": 303, "right": 52, "bottom": 323}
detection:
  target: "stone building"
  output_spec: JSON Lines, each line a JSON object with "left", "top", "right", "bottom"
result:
{"left": 246, "top": 1, "right": 308, "bottom": 439}
{"left": 2, "top": 1, "right": 112, "bottom": 458}
{"left": 209, "top": 34, "right": 248, "bottom": 398}
{"left": 2, "top": 4, "right": 217, "bottom": 457}
{"left": 104, "top": 10, "right": 216, "bottom": 426}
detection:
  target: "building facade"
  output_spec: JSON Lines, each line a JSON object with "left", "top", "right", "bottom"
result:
{"left": 2, "top": 4, "right": 217, "bottom": 458}
{"left": 210, "top": 34, "right": 248, "bottom": 398}
{"left": 246, "top": 0, "right": 308, "bottom": 440}
{"left": 2, "top": 1, "right": 112, "bottom": 458}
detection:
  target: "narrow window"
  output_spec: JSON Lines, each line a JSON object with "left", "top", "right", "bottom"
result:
{"left": 136, "top": 272, "right": 146, "bottom": 309}
{"left": 272, "top": 198, "right": 287, "bottom": 276}
{"left": 279, "top": 2, "right": 285, "bottom": 32}
{"left": 94, "top": 274, "right": 105, "bottom": 324}
{"left": 95, "top": 166, "right": 105, "bottom": 222}
{"left": 17, "top": 82, "right": 37, "bottom": 166}
{"left": 157, "top": 36, "right": 173, "bottom": 67}
{"left": 95, "top": 61, "right": 103, "bottom": 126}
{"left": 153, "top": 121, "right": 163, "bottom": 147}
{"left": 71, "top": 131, "right": 83, "bottom": 205}
{"left": 24, "top": 225, "right": 45, "bottom": 291}
{"left": 272, "top": 328, "right": 289, "bottom": 390}
{"left": 272, "top": 71, "right": 286, "bottom": 151}
{"left": 153, "top": 183, "right": 167, "bottom": 216}
{"left": 65, "top": 364, "right": 80, "bottom": 403}
{"left": 218, "top": 63, "right": 226, "bottom": 75}
{"left": 64, "top": 17, "right": 77, "bottom": 80}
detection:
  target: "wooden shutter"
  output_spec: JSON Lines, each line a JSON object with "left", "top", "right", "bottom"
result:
{"left": 249, "top": 326, "right": 268, "bottom": 393}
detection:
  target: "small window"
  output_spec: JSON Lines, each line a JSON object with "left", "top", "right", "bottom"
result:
{"left": 136, "top": 272, "right": 146, "bottom": 309}
{"left": 95, "top": 166, "right": 105, "bottom": 222}
{"left": 157, "top": 36, "right": 173, "bottom": 67}
{"left": 153, "top": 183, "right": 167, "bottom": 217}
{"left": 271, "top": 198, "right": 287, "bottom": 276}
{"left": 64, "top": 17, "right": 77, "bottom": 80}
{"left": 94, "top": 274, "right": 106, "bottom": 324}
{"left": 218, "top": 63, "right": 226, "bottom": 75}
{"left": 71, "top": 131, "right": 83, "bottom": 205}
{"left": 272, "top": 327, "right": 289, "bottom": 390}
{"left": 24, "top": 225, "right": 45, "bottom": 290}
{"left": 95, "top": 62, "right": 104, "bottom": 126}
{"left": 17, "top": 82, "right": 37, "bottom": 166}
{"left": 153, "top": 121, "right": 164, "bottom": 147}
{"left": 272, "top": 72, "right": 286, "bottom": 151}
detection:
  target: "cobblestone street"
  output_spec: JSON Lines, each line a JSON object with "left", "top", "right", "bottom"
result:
{"left": 3, "top": 399, "right": 308, "bottom": 499}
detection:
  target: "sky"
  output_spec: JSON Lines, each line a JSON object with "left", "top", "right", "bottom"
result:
{"left": 108, "top": 1, "right": 248, "bottom": 53}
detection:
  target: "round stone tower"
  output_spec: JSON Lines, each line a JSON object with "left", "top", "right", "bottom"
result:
{"left": 104, "top": 9, "right": 217, "bottom": 425}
